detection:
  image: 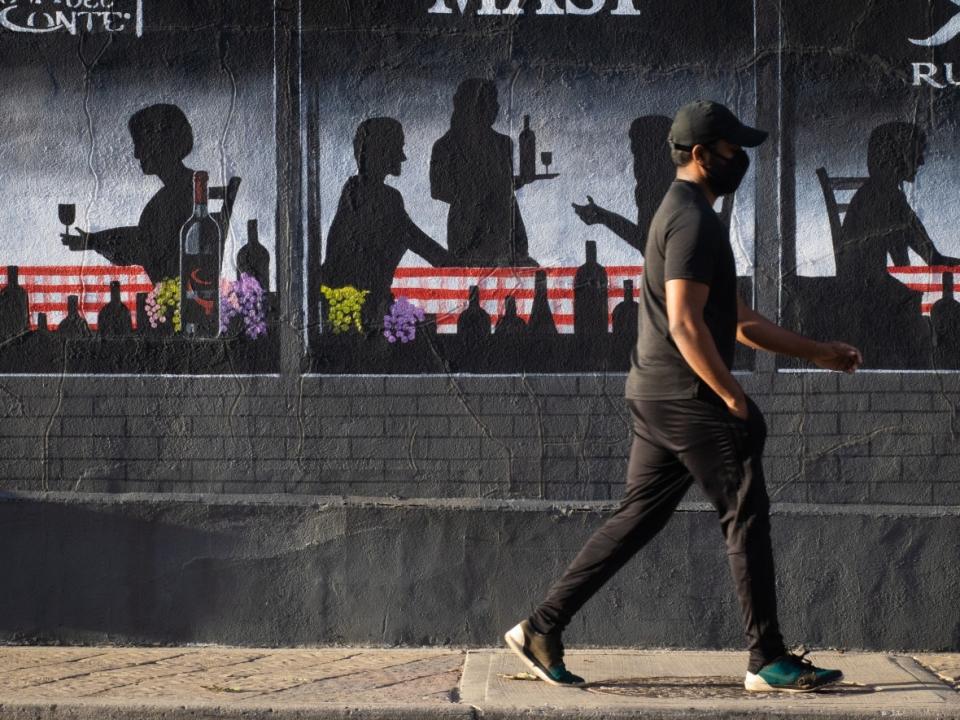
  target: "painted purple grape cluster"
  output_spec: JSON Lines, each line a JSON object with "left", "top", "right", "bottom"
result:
{"left": 383, "top": 297, "right": 424, "bottom": 344}
{"left": 220, "top": 273, "right": 267, "bottom": 339}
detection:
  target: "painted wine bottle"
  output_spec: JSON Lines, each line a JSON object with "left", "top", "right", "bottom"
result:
{"left": 573, "top": 240, "right": 609, "bottom": 337}
{"left": 237, "top": 219, "right": 270, "bottom": 291}
{"left": 457, "top": 285, "right": 491, "bottom": 347}
{"left": 519, "top": 115, "right": 536, "bottom": 181}
{"left": 0, "top": 265, "right": 29, "bottom": 339}
{"left": 528, "top": 270, "right": 558, "bottom": 335}
{"left": 179, "top": 171, "right": 222, "bottom": 337}
{"left": 97, "top": 280, "right": 133, "bottom": 337}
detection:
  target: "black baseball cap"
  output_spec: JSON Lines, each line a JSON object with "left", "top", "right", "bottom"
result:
{"left": 668, "top": 100, "right": 768, "bottom": 150}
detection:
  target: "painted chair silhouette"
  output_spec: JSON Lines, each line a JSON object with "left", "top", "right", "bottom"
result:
{"left": 815, "top": 166, "right": 932, "bottom": 367}
{"left": 815, "top": 167, "right": 866, "bottom": 266}
{"left": 781, "top": 168, "right": 868, "bottom": 358}
{"left": 209, "top": 177, "right": 242, "bottom": 243}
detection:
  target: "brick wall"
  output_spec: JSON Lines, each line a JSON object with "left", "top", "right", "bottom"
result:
{"left": 2, "top": 371, "right": 957, "bottom": 505}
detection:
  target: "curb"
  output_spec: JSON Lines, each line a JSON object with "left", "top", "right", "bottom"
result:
{"left": 7, "top": 704, "right": 960, "bottom": 720}
{"left": 3, "top": 702, "right": 959, "bottom": 720}
{"left": 0, "top": 704, "right": 475, "bottom": 720}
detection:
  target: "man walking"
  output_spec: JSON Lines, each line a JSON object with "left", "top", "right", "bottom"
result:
{"left": 505, "top": 101, "right": 862, "bottom": 693}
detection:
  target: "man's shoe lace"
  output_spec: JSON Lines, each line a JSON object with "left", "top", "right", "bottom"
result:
{"left": 782, "top": 649, "right": 819, "bottom": 688}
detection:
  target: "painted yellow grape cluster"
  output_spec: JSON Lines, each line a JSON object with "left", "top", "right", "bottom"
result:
{"left": 321, "top": 285, "right": 370, "bottom": 334}
{"left": 145, "top": 277, "right": 182, "bottom": 333}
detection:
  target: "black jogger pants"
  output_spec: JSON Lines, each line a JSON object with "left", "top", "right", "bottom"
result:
{"left": 529, "top": 392, "right": 787, "bottom": 674}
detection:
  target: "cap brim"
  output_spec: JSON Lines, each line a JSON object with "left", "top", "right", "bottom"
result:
{"left": 731, "top": 124, "right": 768, "bottom": 148}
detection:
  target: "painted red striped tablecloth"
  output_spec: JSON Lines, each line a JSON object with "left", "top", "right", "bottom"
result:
{"left": 887, "top": 265, "right": 960, "bottom": 315}
{"left": 390, "top": 265, "right": 644, "bottom": 333}
{"left": 0, "top": 265, "right": 152, "bottom": 330}
{"left": 0, "top": 265, "right": 954, "bottom": 332}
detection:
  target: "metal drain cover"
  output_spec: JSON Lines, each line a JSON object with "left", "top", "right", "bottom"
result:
{"left": 586, "top": 677, "right": 874, "bottom": 700}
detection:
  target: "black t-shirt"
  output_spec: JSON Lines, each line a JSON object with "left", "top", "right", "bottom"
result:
{"left": 625, "top": 180, "right": 739, "bottom": 400}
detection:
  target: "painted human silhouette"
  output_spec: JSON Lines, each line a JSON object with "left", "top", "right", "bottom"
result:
{"left": 839, "top": 122, "right": 960, "bottom": 366}
{"left": 431, "top": 79, "right": 537, "bottom": 267}
{"left": 321, "top": 117, "right": 456, "bottom": 330}
{"left": 572, "top": 116, "right": 674, "bottom": 257}
{"left": 62, "top": 104, "right": 197, "bottom": 284}
{"left": 841, "top": 122, "right": 960, "bottom": 282}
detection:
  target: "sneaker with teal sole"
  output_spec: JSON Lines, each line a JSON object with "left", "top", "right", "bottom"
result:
{"left": 744, "top": 651, "right": 844, "bottom": 693}
{"left": 504, "top": 620, "right": 587, "bottom": 687}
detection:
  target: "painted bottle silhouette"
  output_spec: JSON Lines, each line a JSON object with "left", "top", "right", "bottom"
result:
{"left": 611, "top": 279, "right": 639, "bottom": 341}
{"left": 932, "top": 272, "right": 960, "bottom": 367}
{"left": 180, "top": 171, "right": 221, "bottom": 337}
{"left": 136, "top": 292, "right": 150, "bottom": 335}
{"left": 573, "top": 240, "right": 609, "bottom": 337}
{"left": 519, "top": 115, "right": 536, "bottom": 182}
{"left": 98, "top": 281, "right": 133, "bottom": 337}
{"left": 35, "top": 312, "right": 52, "bottom": 336}
{"left": 28, "top": 312, "right": 61, "bottom": 368}
{"left": 495, "top": 295, "right": 527, "bottom": 336}
{"left": 237, "top": 219, "right": 270, "bottom": 291}
{"left": 58, "top": 295, "right": 91, "bottom": 337}
{"left": 0, "top": 265, "right": 30, "bottom": 339}
{"left": 528, "top": 270, "right": 558, "bottom": 335}
{"left": 457, "top": 285, "right": 491, "bottom": 350}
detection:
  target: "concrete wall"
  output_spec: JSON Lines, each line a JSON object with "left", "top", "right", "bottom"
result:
{"left": 3, "top": 493, "right": 958, "bottom": 650}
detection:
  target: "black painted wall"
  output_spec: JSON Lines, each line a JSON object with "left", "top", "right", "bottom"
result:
{"left": 1, "top": 0, "right": 959, "bottom": 508}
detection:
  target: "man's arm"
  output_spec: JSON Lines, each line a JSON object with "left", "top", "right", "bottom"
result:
{"left": 736, "top": 296, "right": 862, "bottom": 372}
{"left": 904, "top": 208, "right": 960, "bottom": 266}
{"left": 667, "top": 279, "right": 748, "bottom": 418}
{"left": 63, "top": 227, "right": 140, "bottom": 266}
{"left": 572, "top": 196, "right": 644, "bottom": 254}
{"left": 399, "top": 204, "right": 457, "bottom": 268}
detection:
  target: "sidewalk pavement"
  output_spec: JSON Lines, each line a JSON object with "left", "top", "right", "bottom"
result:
{"left": 0, "top": 646, "right": 957, "bottom": 719}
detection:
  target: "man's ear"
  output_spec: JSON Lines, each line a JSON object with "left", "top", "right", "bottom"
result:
{"left": 691, "top": 144, "right": 710, "bottom": 167}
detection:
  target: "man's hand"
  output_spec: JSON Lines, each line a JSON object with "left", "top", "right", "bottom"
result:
{"left": 572, "top": 196, "right": 607, "bottom": 226}
{"left": 725, "top": 393, "right": 750, "bottom": 421}
{"left": 61, "top": 228, "right": 89, "bottom": 251}
{"left": 810, "top": 341, "right": 863, "bottom": 373}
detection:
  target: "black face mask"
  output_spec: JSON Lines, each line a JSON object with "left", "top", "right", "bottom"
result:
{"left": 703, "top": 147, "right": 750, "bottom": 196}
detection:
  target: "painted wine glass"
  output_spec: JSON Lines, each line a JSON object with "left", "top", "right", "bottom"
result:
{"left": 541, "top": 151, "right": 553, "bottom": 175}
{"left": 58, "top": 203, "right": 76, "bottom": 236}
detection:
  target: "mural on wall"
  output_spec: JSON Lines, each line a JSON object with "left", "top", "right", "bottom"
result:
{"left": 303, "top": 0, "right": 758, "bottom": 374}
{"left": 780, "top": 0, "right": 960, "bottom": 370}
{"left": 0, "top": 0, "right": 279, "bottom": 374}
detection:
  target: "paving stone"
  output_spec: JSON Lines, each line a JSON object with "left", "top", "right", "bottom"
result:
{"left": 0, "top": 647, "right": 958, "bottom": 719}
{"left": 916, "top": 654, "right": 960, "bottom": 689}
{"left": 0, "top": 647, "right": 463, "bottom": 709}
{"left": 461, "top": 650, "right": 960, "bottom": 717}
